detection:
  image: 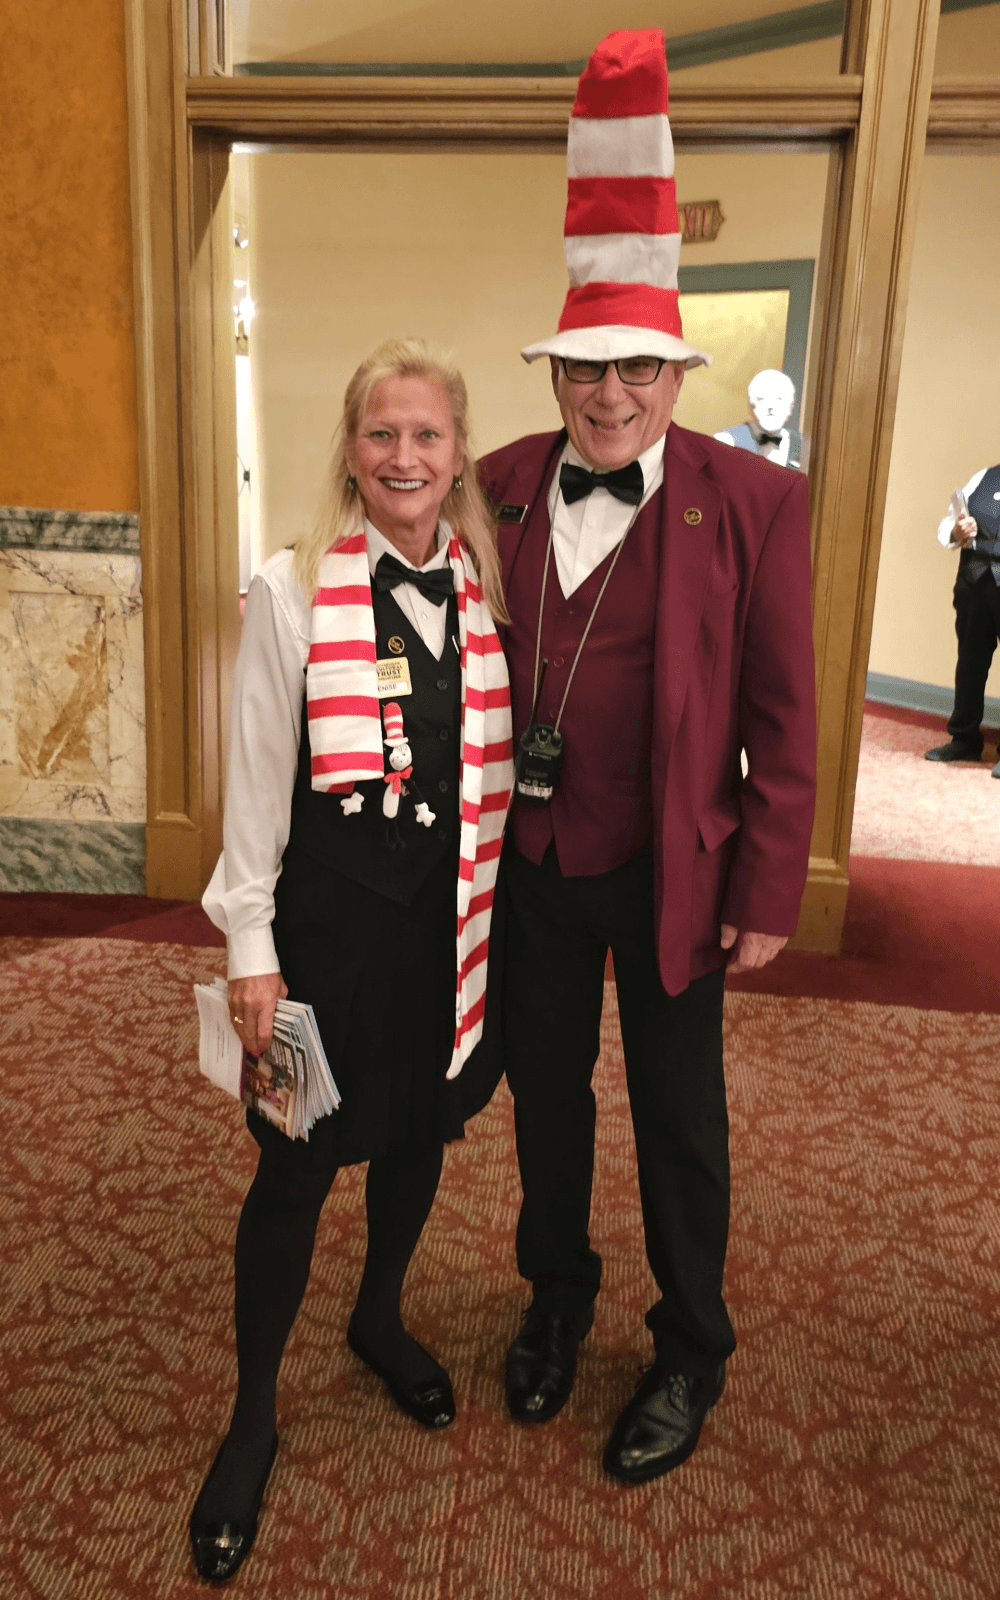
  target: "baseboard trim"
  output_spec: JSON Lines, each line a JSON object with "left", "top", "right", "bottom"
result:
{"left": 0, "top": 819, "right": 145, "bottom": 894}
{"left": 866, "top": 670, "right": 1000, "bottom": 724}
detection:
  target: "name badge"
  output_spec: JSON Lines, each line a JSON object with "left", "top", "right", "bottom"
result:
{"left": 497, "top": 503, "right": 528, "bottom": 524}
{"left": 376, "top": 657, "right": 412, "bottom": 698}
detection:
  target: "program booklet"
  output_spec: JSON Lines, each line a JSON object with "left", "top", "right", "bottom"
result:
{"left": 194, "top": 978, "right": 340, "bottom": 1140}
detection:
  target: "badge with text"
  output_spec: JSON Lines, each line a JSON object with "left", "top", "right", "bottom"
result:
{"left": 497, "top": 504, "right": 528, "bottom": 524}
{"left": 376, "top": 657, "right": 413, "bottom": 698}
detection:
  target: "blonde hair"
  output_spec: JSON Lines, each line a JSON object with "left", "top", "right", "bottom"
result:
{"left": 293, "top": 337, "right": 508, "bottom": 623}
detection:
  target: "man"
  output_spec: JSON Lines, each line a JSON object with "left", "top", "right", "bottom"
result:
{"left": 715, "top": 368, "right": 803, "bottom": 470}
{"left": 924, "top": 464, "right": 1000, "bottom": 776}
{"left": 479, "top": 30, "right": 816, "bottom": 1485}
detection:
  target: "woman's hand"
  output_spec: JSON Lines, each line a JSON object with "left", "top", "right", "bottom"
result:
{"left": 228, "top": 972, "right": 288, "bottom": 1056}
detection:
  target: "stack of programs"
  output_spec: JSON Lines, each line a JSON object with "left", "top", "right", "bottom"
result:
{"left": 194, "top": 977, "right": 341, "bottom": 1141}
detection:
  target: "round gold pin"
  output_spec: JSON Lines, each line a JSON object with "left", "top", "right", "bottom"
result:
{"left": 684, "top": 508, "right": 703, "bottom": 526}
{"left": 388, "top": 636, "right": 405, "bottom": 655}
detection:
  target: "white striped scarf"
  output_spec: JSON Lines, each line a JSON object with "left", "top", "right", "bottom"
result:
{"left": 306, "top": 528, "right": 513, "bottom": 1078}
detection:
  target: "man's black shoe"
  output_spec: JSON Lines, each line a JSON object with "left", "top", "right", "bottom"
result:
{"left": 992, "top": 758, "right": 1000, "bottom": 779}
{"left": 925, "top": 741, "right": 982, "bottom": 763}
{"left": 603, "top": 1363, "right": 725, "bottom": 1483}
{"left": 505, "top": 1303, "right": 594, "bottom": 1423}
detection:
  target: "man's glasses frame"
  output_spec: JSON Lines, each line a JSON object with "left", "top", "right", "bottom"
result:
{"left": 559, "top": 356, "right": 669, "bottom": 387}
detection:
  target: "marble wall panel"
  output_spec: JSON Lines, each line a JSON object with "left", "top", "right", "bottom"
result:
{"left": 0, "top": 537, "right": 147, "bottom": 891}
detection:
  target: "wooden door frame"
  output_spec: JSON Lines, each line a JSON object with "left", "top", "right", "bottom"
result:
{"left": 124, "top": 0, "right": 1000, "bottom": 944}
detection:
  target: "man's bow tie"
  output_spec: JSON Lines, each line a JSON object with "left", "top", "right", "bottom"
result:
{"left": 756, "top": 431, "right": 783, "bottom": 447}
{"left": 559, "top": 459, "right": 644, "bottom": 508}
{"left": 373, "top": 552, "right": 454, "bottom": 606}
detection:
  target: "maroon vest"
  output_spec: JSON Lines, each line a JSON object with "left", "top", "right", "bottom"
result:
{"left": 506, "top": 475, "right": 661, "bottom": 875}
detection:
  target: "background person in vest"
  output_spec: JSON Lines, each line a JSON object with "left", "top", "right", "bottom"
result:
{"left": 480, "top": 31, "right": 816, "bottom": 1486}
{"left": 715, "top": 368, "right": 803, "bottom": 470}
{"left": 191, "top": 340, "right": 513, "bottom": 1583}
{"left": 925, "top": 464, "right": 1000, "bottom": 775}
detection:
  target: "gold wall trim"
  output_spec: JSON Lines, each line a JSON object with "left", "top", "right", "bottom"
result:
{"left": 927, "top": 78, "right": 1000, "bottom": 137}
{"left": 184, "top": 75, "right": 866, "bottom": 144}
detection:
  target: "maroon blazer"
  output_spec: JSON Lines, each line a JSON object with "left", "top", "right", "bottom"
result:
{"left": 479, "top": 423, "right": 817, "bottom": 995}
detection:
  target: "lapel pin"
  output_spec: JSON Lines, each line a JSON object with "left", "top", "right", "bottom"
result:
{"left": 684, "top": 508, "right": 703, "bottom": 526}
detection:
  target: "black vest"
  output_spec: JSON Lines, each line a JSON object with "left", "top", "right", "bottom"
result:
{"left": 286, "top": 586, "right": 461, "bottom": 905}
{"left": 960, "top": 464, "right": 1000, "bottom": 585}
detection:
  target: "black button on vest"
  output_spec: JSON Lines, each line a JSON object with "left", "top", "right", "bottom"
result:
{"left": 961, "top": 464, "right": 1000, "bottom": 586}
{"left": 286, "top": 586, "right": 461, "bottom": 905}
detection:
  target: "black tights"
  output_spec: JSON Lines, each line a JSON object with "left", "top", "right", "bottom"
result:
{"left": 195, "top": 1138, "right": 444, "bottom": 1523}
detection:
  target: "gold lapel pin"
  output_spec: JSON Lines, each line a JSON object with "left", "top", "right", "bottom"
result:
{"left": 684, "top": 508, "right": 703, "bottom": 526}
{"left": 388, "top": 636, "right": 406, "bottom": 655}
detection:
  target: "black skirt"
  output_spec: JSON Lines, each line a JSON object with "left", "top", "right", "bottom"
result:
{"left": 246, "top": 843, "right": 505, "bottom": 1172}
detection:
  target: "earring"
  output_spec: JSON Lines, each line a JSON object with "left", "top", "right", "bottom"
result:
{"left": 347, "top": 475, "right": 357, "bottom": 493}
{"left": 452, "top": 475, "right": 463, "bottom": 492}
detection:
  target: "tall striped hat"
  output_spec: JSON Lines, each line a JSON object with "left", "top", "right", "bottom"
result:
{"left": 521, "top": 30, "right": 710, "bottom": 370}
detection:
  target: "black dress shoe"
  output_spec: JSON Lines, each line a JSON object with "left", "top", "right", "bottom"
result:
{"left": 346, "top": 1316, "right": 456, "bottom": 1429}
{"left": 505, "top": 1303, "right": 595, "bottom": 1424}
{"left": 603, "top": 1364, "right": 725, "bottom": 1484}
{"left": 925, "top": 740, "right": 981, "bottom": 763}
{"left": 189, "top": 1431, "right": 278, "bottom": 1584}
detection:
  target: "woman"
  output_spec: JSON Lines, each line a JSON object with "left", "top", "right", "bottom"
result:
{"left": 191, "top": 338, "right": 512, "bottom": 1583}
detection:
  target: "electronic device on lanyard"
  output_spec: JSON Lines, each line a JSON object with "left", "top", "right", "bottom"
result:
{"left": 513, "top": 523, "right": 629, "bottom": 808}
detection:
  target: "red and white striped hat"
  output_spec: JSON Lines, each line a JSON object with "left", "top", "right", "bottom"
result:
{"left": 382, "top": 702, "right": 407, "bottom": 747}
{"left": 521, "top": 30, "right": 710, "bottom": 371}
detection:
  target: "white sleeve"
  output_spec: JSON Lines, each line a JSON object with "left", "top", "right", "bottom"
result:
{"left": 202, "top": 573, "right": 307, "bottom": 979}
{"left": 937, "top": 468, "right": 988, "bottom": 547}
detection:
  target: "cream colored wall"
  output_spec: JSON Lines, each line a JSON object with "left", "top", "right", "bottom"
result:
{"left": 250, "top": 147, "right": 830, "bottom": 560}
{"left": 868, "top": 148, "right": 1000, "bottom": 696}
{"left": 934, "top": 6, "right": 1000, "bottom": 76}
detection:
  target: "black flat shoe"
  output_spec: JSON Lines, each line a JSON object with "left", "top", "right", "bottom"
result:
{"left": 604, "top": 1363, "right": 725, "bottom": 1484}
{"left": 189, "top": 1431, "right": 278, "bottom": 1584}
{"left": 925, "top": 741, "right": 981, "bottom": 763}
{"left": 505, "top": 1303, "right": 595, "bottom": 1424}
{"left": 346, "top": 1316, "right": 455, "bottom": 1429}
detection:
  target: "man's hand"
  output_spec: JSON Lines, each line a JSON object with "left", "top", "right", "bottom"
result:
{"left": 953, "top": 513, "right": 978, "bottom": 548}
{"left": 228, "top": 971, "right": 288, "bottom": 1056}
{"left": 720, "top": 926, "right": 788, "bottom": 975}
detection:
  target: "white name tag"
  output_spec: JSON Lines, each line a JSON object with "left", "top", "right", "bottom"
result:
{"left": 376, "top": 657, "right": 412, "bottom": 698}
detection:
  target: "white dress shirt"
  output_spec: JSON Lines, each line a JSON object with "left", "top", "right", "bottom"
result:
{"left": 203, "top": 520, "right": 453, "bottom": 978}
{"left": 937, "top": 468, "right": 989, "bottom": 548}
{"left": 548, "top": 434, "right": 666, "bottom": 597}
{"left": 714, "top": 424, "right": 793, "bottom": 466}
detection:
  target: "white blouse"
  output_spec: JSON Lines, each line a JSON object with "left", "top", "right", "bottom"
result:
{"left": 203, "top": 521, "right": 452, "bottom": 978}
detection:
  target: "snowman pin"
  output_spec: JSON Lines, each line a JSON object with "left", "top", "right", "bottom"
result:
{"left": 381, "top": 701, "right": 436, "bottom": 848}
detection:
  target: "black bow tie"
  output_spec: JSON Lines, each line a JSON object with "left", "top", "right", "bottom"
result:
{"left": 756, "top": 431, "right": 783, "bottom": 447}
{"left": 559, "top": 459, "right": 644, "bottom": 508}
{"left": 373, "top": 552, "right": 454, "bottom": 607}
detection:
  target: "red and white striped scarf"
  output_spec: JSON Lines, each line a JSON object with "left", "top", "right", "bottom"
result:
{"left": 306, "top": 528, "right": 513, "bottom": 1077}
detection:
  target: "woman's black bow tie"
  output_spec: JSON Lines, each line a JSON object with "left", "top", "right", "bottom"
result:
{"left": 559, "top": 459, "right": 644, "bottom": 507}
{"left": 374, "top": 552, "right": 454, "bottom": 606}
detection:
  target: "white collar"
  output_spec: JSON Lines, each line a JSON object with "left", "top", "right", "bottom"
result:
{"left": 364, "top": 517, "right": 451, "bottom": 576}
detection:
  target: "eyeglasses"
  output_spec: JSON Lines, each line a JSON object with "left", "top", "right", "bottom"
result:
{"left": 559, "top": 356, "right": 669, "bottom": 387}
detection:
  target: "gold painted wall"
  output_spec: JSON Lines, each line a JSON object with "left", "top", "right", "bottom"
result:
{"left": 0, "top": 0, "right": 139, "bottom": 512}
{"left": 249, "top": 147, "right": 830, "bottom": 561}
{"left": 868, "top": 148, "right": 1000, "bottom": 697}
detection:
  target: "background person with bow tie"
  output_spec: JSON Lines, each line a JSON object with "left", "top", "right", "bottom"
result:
{"left": 192, "top": 338, "right": 512, "bottom": 1583}
{"left": 480, "top": 30, "right": 816, "bottom": 1487}
{"left": 715, "top": 368, "right": 803, "bottom": 470}
{"left": 925, "top": 462, "right": 1000, "bottom": 774}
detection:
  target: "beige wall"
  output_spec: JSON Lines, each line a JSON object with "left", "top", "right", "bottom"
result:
{"left": 868, "top": 148, "right": 1000, "bottom": 697}
{"left": 249, "top": 147, "right": 830, "bottom": 560}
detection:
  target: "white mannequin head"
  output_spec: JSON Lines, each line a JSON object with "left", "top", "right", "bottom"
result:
{"left": 747, "top": 369, "right": 796, "bottom": 433}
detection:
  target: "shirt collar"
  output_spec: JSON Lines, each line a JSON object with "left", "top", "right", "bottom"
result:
{"left": 364, "top": 517, "right": 451, "bottom": 577}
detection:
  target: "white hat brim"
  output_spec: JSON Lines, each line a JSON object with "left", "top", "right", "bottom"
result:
{"left": 520, "top": 324, "right": 711, "bottom": 371}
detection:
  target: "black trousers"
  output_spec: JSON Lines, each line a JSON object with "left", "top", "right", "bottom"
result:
{"left": 503, "top": 843, "right": 736, "bottom": 1374}
{"left": 948, "top": 571, "right": 1000, "bottom": 754}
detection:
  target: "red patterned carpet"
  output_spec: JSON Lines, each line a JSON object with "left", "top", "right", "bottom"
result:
{"left": 3, "top": 928, "right": 998, "bottom": 1599}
